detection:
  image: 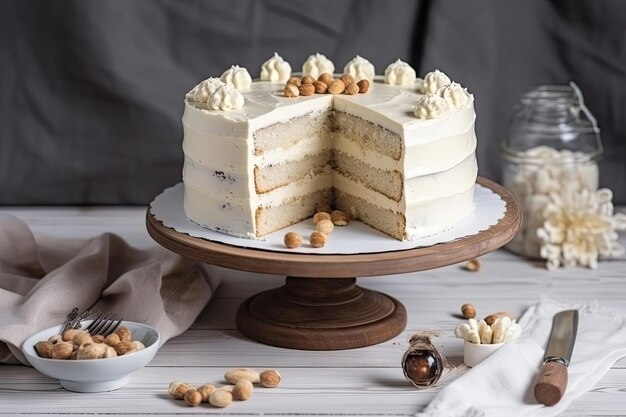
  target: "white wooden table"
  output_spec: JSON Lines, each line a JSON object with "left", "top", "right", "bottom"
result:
{"left": 1, "top": 207, "right": 625, "bottom": 416}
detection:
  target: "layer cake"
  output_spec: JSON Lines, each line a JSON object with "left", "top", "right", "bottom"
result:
{"left": 182, "top": 54, "right": 477, "bottom": 241}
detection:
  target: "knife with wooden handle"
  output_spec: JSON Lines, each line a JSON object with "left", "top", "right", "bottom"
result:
{"left": 533, "top": 309, "right": 579, "bottom": 406}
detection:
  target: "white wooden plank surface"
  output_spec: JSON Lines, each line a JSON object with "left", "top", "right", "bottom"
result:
{"left": 1, "top": 207, "right": 625, "bottom": 416}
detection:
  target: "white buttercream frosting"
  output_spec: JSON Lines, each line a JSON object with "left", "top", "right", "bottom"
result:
{"left": 260, "top": 52, "right": 292, "bottom": 83}
{"left": 208, "top": 84, "right": 245, "bottom": 111}
{"left": 302, "top": 53, "right": 335, "bottom": 79}
{"left": 220, "top": 65, "right": 252, "bottom": 91}
{"left": 421, "top": 69, "right": 451, "bottom": 94}
{"left": 343, "top": 55, "right": 375, "bottom": 82}
{"left": 186, "top": 77, "right": 225, "bottom": 103}
{"left": 437, "top": 82, "right": 471, "bottom": 110}
{"left": 414, "top": 93, "right": 451, "bottom": 119}
{"left": 384, "top": 59, "right": 417, "bottom": 86}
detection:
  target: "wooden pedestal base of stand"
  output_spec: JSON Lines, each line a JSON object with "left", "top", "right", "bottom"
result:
{"left": 236, "top": 277, "right": 407, "bottom": 350}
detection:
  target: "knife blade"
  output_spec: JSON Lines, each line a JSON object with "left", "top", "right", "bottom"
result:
{"left": 533, "top": 309, "right": 579, "bottom": 406}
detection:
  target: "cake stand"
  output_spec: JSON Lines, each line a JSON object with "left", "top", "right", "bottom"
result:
{"left": 146, "top": 177, "right": 521, "bottom": 350}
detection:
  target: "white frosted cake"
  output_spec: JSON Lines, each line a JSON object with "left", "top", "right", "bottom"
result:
{"left": 182, "top": 54, "right": 477, "bottom": 241}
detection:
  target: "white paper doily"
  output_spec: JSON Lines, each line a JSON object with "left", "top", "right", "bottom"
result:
{"left": 150, "top": 183, "right": 506, "bottom": 255}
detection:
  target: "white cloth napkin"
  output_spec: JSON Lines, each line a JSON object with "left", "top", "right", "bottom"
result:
{"left": 0, "top": 214, "right": 219, "bottom": 365}
{"left": 416, "top": 298, "right": 626, "bottom": 417}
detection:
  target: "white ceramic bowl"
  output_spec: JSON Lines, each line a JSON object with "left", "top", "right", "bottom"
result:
{"left": 22, "top": 321, "right": 160, "bottom": 392}
{"left": 463, "top": 340, "right": 504, "bottom": 367}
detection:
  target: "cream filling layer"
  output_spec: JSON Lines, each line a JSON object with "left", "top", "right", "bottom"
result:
{"left": 255, "top": 134, "right": 332, "bottom": 167}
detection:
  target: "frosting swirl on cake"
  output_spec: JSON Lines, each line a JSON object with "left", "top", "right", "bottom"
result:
{"left": 414, "top": 93, "right": 451, "bottom": 119}
{"left": 302, "top": 53, "right": 335, "bottom": 79}
{"left": 384, "top": 59, "right": 416, "bottom": 86}
{"left": 437, "top": 82, "right": 471, "bottom": 110}
{"left": 186, "top": 77, "right": 224, "bottom": 103}
{"left": 421, "top": 69, "right": 451, "bottom": 94}
{"left": 220, "top": 65, "right": 252, "bottom": 91}
{"left": 208, "top": 84, "right": 244, "bottom": 111}
{"left": 343, "top": 55, "right": 375, "bottom": 82}
{"left": 260, "top": 52, "right": 292, "bottom": 83}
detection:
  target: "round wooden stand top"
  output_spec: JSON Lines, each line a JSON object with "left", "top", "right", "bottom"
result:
{"left": 146, "top": 177, "right": 521, "bottom": 279}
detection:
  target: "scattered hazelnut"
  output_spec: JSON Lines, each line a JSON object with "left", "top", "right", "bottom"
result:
{"left": 283, "top": 232, "right": 303, "bottom": 249}
{"left": 357, "top": 79, "right": 370, "bottom": 94}
{"left": 209, "top": 389, "right": 233, "bottom": 408}
{"left": 310, "top": 231, "right": 327, "bottom": 248}
{"left": 284, "top": 84, "right": 299, "bottom": 98}
{"left": 168, "top": 381, "right": 192, "bottom": 400}
{"left": 232, "top": 379, "right": 254, "bottom": 400}
{"left": 224, "top": 368, "right": 260, "bottom": 385}
{"left": 464, "top": 258, "right": 481, "bottom": 272}
{"left": 313, "top": 80, "right": 328, "bottom": 94}
{"left": 344, "top": 82, "right": 359, "bottom": 95}
{"left": 340, "top": 74, "right": 355, "bottom": 85}
{"left": 313, "top": 211, "right": 332, "bottom": 225}
{"left": 298, "top": 83, "right": 315, "bottom": 96}
{"left": 331, "top": 210, "right": 349, "bottom": 226}
{"left": 327, "top": 80, "right": 346, "bottom": 95}
{"left": 92, "top": 334, "right": 105, "bottom": 343}
{"left": 35, "top": 341, "right": 53, "bottom": 358}
{"left": 317, "top": 73, "right": 333, "bottom": 85}
{"left": 286, "top": 76, "right": 301, "bottom": 86}
{"left": 184, "top": 389, "right": 202, "bottom": 407}
{"left": 300, "top": 75, "right": 315, "bottom": 85}
{"left": 461, "top": 303, "right": 476, "bottom": 319}
{"left": 259, "top": 369, "right": 282, "bottom": 388}
{"left": 198, "top": 384, "right": 216, "bottom": 402}
{"left": 316, "top": 219, "right": 334, "bottom": 234}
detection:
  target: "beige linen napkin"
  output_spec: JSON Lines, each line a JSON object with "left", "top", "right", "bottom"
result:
{"left": 0, "top": 214, "right": 218, "bottom": 365}
{"left": 415, "top": 298, "right": 626, "bottom": 417}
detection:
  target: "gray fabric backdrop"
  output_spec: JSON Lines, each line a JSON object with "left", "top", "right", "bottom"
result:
{"left": 1, "top": 0, "right": 624, "bottom": 205}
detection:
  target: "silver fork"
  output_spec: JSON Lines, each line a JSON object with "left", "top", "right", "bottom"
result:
{"left": 85, "top": 312, "right": 124, "bottom": 336}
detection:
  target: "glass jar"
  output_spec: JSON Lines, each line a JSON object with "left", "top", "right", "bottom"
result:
{"left": 501, "top": 82, "right": 602, "bottom": 258}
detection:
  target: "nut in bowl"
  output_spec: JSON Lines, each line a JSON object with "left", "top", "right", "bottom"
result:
{"left": 22, "top": 321, "right": 160, "bottom": 393}
{"left": 454, "top": 311, "right": 521, "bottom": 367}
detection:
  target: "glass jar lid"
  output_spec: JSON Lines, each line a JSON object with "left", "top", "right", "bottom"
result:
{"left": 503, "top": 82, "right": 602, "bottom": 161}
